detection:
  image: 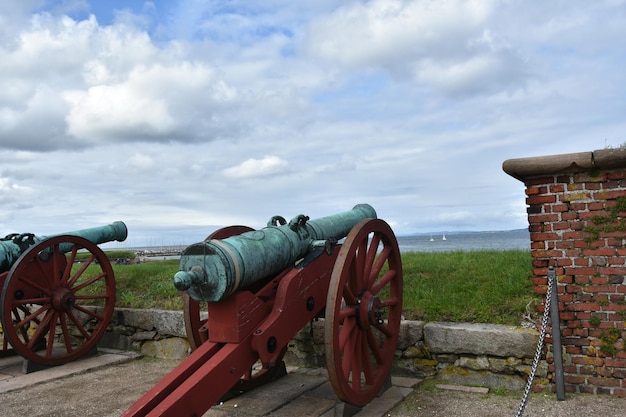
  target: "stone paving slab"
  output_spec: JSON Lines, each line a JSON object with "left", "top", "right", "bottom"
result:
{"left": 0, "top": 348, "right": 140, "bottom": 394}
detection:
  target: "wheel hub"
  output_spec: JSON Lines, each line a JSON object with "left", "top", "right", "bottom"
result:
{"left": 356, "top": 291, "right": 384, "bottom": 330}
{"left": 52, "top": 287, "right": 76, "bottom": 311}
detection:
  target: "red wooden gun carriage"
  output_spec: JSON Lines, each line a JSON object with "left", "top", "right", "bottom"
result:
{"left": 123, "top": 204, "right": 403, "bottom": 417}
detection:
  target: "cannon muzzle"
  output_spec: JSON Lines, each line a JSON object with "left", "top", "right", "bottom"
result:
{"left": 0, "top": 221, "right": 128, "bottom": 273}
{"left": 174, "top": 204, "right": 377, "bottom": 302}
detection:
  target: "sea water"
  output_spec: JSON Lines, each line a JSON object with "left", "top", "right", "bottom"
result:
{"left": 396, "top": 229, "right": 530, "bottom": 253}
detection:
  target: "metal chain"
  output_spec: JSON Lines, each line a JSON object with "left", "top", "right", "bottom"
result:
{"left": 514, "top": 269, "right": 554, "bottom": 417}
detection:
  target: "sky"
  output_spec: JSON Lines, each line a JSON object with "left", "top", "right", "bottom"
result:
{"left": 1, "top": 0, "right": 625, "bottom": 248}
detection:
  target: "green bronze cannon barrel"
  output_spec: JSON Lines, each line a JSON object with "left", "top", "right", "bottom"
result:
{"left": 0, "top": 221, "right": 128, "bottom": 273}
{"left": 174, "top": 204, "right": 377, "bottom": 302}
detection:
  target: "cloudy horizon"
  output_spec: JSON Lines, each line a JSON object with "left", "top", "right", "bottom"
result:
{"left": 1, "top": 0, "right": 625, "bottom": 248}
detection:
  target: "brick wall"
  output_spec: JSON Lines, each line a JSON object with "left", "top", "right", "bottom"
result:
{"left": 504, "top": 149, "right": 626, "bottom": 396}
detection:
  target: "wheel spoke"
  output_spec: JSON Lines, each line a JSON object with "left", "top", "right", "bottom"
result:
{"left": 354, "top": 239, "right": 367, "bottom": 289}
{"left": 368, "top": 246, "right": 391, "bottom": 288}
{"left": 366, "top": 328, "right": 383, "bottom": 365}
{"left": 371, "top": 269, "right": 396, "bottom": 295}
{"left": 62, "top": 245, "right": 80, "bottom": 285}
{"left": 71, "top": 271, "right": 106, "bottom": 292}
{"left": 363, "top": 233, "right": 381, "bottom": 288}
{"left": 13, "top": 304, "right": 49, "bottom": 329}
{"left": 338, "top": 317, "right": 357, "bottom": 351}
{"left": 342, "top": 282, "right": 357, "bottom": 306}
{"left": 45, "top": 312, "right": 60, "bottom": 357}
{"left": 26, "top": 309, "right": 54, "bottom": 350}
{"left": 11, "top": 296, "right": 50, "bottom": 305}
{"left": 361, "top": 329, "right": 375, "bottom": 383}
{"left": 372, "top": 319, "right": 394, "bottom": 338}
{"left": 67, "top": 255, "right": 97, "bottom": 288}
{"left": 66, "top": 309, "right": 92, "bottom": 340}
{"left": 350, "top": 331, "right": 363, "bottom": 392}
{"left": 73, "top": 304, "right": 105, "bottom": 321}
{"left": 12, "top": 307, "right": 32, "bottom": 343}
{"left": 59, "top": 313, "right": 74, "bottom": 354}
{"left": 15, "top": 275, "right": 53, "bottom": 297}
{"left": 338, "top": 305, "right": 356, "bottom": 322}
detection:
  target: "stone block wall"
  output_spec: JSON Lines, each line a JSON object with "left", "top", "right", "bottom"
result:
{"left": 100, "top": 308, "right": 540, "bottom": 392}
{"left": 504, "top": 149, "right": 626, "bottom": 396}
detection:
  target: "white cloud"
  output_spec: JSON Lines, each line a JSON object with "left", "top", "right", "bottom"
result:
{"left": 305, "top": 0, "right": 527, "bottom": 95}
{"left": 0, "top": 1, "right": 624, "bottom": 243}
{"left": 223, "top": 155, "right": 289, "bottom": 179}
{"left": 128, "top": 153, "right": 155, "bottom": 170}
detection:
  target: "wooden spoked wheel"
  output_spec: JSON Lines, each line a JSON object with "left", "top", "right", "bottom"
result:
{"left": 183, "top": 226, "right": 255, "bottom": 350}
{"left": 0, "top": 235, "right": 115, "bottom": 365}
{"left": 325, "top": 218, "right": 403, "bottom": 407}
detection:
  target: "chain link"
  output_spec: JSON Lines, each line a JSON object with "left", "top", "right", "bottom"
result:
{"left": 514, "top": 267, "right": 554, "bottom": 417}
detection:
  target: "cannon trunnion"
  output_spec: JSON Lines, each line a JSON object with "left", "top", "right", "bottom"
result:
{"left": 123, "top": 205, "right": 403, "bottom": 417}
{"left": 0, "top": 222, "right": 128, "bottom": 366}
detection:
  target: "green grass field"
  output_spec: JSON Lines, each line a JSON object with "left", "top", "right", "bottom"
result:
{"left": 106, "top": 249, "right": 537, "bottom": 325}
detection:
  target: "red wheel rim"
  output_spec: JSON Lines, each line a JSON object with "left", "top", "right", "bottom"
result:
{"left": 325, "top": 218, "right": 403, "bottom": 406}
{"left": 0, "top": 235, "right": 115, "bottom": 365}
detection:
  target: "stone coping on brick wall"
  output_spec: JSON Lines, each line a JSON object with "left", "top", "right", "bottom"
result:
{"left": 502, "top": 148, "right": 626, "bottom": 180}
{"left": 100, "top": 308, "right": 543, "bottom": 392}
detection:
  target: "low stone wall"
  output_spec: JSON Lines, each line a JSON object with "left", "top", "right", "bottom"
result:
{"left": 99, "top": 308, "right": 542, "bottom": 391}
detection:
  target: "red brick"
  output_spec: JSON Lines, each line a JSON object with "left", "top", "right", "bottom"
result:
{"left": 580, "top": 210, "right": 610, "bottom": 220}
{"left": 528, "top": 213, "right": 560, "bottom": 223}
{"left": 574, "top": 258, "right": 590, "bottom": 266}
{"left": 604, "top": 358, "right": 626, "bottom": 368}
{"left": 555, "top": 240, "right": 575, "bottom": 249}
{"left": 562, "top": 212, "right": 578, "bottom": 221}
{"left": 526, "top": 186, "right": 543, "bottom": 195}
{"left": 526, "top": 176, "right": 556, "bottom": 186}
{"left": 583, "top": 248, "right": 616, "bottom": 257}
{"left": 551, "top": 204, "right": 570, "bottom": 213}
{"left": 598, "top": 267, "right": 626, "bottom": 275}
{"left": 552, "top": 222, "right": 569, "bottom": 231}
{"left": 530, "top": 232, "right": 560, "bottom": 241}
{"left": 527, "top": 195, "right": 557, "bottom": 205}
{"left": 586, "top": 285, "right": 617, "bottom": 293}
{"left": 550, "top": 184, "right": 566, "bottom": 193}
{"left": 562, "top": 231, "right": 584, "bottom": 240}
{"left": 588, "top": 201, "right": 606, "bottom": 211}
{"left": 570, "top": 302, "right": 601, "bottom": 311}
{"left": 604, "top": 190, "right": 626, "bottom": 199}
{"left": 564, "top": 375, "right": 586, "bottom": 384}
{"left": 588, "top": 377, "right": 621, "bottom": 387}
{"left": 607, "top": 171, "right": 626, "bottom": 180}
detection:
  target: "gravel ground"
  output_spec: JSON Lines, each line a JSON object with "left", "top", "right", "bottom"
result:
{"left": 389, "top": 382, "right": 626, "bottom": 417}
{"left": 1, "top": 356, "right": 624, "bottom": 417}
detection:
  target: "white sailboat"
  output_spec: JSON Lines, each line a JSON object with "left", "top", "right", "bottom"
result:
{"left": 442, "top": 233, "right": 447, "bottom": 241}
{"left": 429, "top": 235, "right": 434, "bottom": 242}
